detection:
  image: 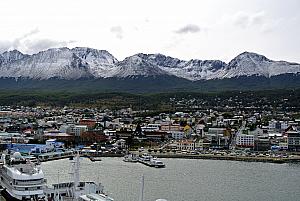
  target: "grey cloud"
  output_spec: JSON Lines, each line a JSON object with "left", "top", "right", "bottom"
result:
{"left": 10, "top": 28, "right": 40, "bottom": 50}
{"left": 0, "top": 41, "right": 12, "bottom": 53}
{"left": 233, "top": 11, "right": 266, "bottom": 28}
{"left": 0, "top": 28, "right": 76, "bottom": 54}
{"left": 175, "top": 24, "right": 201, "bottom": 34}
{"left": 251, "top": 12, "right": 265, "bottom": 25}
{"left": 234, "top": 13, "right": 250, "bottom": 28}
{"left": 110, "top": 26, "right": 123, "bottom": 39}
{"left": 21, "top": 28, "right": 40, "bottom": 40}
{"left": 0, "top": 28, "right": 40, "bottom": 53}
{"left": 24, "top": 39, "right": 76, "bottom": 54}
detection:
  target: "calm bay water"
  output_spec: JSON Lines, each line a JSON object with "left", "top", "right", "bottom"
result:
{"left": 38, "top": 158, "right": 300, "bottom": 201}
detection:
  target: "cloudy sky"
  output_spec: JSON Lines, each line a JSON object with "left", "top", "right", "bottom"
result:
{"left": 0, "top": 0, "right": 299, "bottom": 63}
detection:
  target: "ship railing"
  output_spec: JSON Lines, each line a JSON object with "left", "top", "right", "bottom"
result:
{"left": 14, "top": 180, "right": 45, "bottom": 186}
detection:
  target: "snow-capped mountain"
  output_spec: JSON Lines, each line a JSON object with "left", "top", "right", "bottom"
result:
{"left": 0, "top": 50, "right": 28, "bottom": 65}
{"left": 141, "top": 53, "right": 226, "bottom": 80}
{"left": 113, "top": 54, "right": 170, "bottom": 78}
{"left": 0, "top": 48, "right": 299, "bottom": 81}
{"left": 0, "top": 47, "right": 120, "bottom": 79}
{"left": 111, "top": 53, "right": 227, "bottom": 80}
{"left": 0, "top": 48, "right": 92, "bottom": 79}
{"left": 221, "top": 52, "right": 300, "bottom": 78}
{"left": 71, "top": 47, "right": 118, "bottom": 77}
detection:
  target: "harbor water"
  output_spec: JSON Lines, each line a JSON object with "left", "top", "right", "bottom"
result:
{"left": 3, "top": 157, "right": 300, "bottom": 201}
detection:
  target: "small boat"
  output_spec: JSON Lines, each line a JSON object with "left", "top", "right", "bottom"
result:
{"left": 138, "top": 153, "right": 165, "bottom": 168}
{"left": 123, "top": 153, "right": 138, "bottom": 163}
{"left": 90, "top": 156, "right": 102, "bottom": 162}
{"left": 139, "top": 153, "right": 152, "bottom": 161}
{"left": 150, "top": 157, "right": 165, "bottom": 168}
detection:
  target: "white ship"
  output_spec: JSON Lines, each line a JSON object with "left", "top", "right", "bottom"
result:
{"left": 0, "top": 152, "right": 113, "bottom": 201}
{"left": 0, "top": 152, "right": 45, "bottom": 201}
{"left": 44, "top": 153, "right": 114, "bottom": 201}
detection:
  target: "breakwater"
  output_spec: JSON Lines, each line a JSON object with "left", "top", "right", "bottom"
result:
{"left": 130, "top": 151, "right": 300, "bottom": 164}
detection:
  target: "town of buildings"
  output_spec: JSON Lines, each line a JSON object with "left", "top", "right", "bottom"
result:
{"left": 0, "top": 99, "right": 300, "bottom": 161}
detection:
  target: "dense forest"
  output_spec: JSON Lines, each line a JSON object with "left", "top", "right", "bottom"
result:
{"left": 0, "top": 89, "right": 300, "bottom": 112}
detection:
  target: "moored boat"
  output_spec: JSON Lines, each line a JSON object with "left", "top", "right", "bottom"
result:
{"left": 123, "top": 153, "right": 138, "bottom": 163}
{"left": 150, "top": 157, "right": 165, "bottom": 168}
{"left": 0, "top": 151, "right": 114, "bottom": 201}
{"left": 44, "top": 153, "right": 114, "bottom": 201}
{"left": 138, "top": 153, "right": 165, "bottom": 168}
{"left": 0, "top": 152, "right": 46, "bottom": 201}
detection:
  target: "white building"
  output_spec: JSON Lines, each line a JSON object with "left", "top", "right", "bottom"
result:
{"left": 170, "top": 131, "right": 184, "bottom": 140}
{"left": 206, "top": 128, "right": 226, "bottom": 137}
{"left": 196, "top": 124, "right": 205, "bottom": 136}
{"left": 176, "top": 140, "right": 195, "bottom": 150}
{"left": 236, "top": 134, "right": 254, "bottom": 147}
{"left": 71, "top": 125, "right": 88, "bottom": 137}
{"left": 268, "top": 120, "right": 288, "bottom": 131}
{"left": 141, "top": 124, "right": 160, "bottom": 132}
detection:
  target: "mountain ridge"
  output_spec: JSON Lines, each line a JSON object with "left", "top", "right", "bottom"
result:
{"left": 0, "top": 47, "right": 300, "bottom": 81}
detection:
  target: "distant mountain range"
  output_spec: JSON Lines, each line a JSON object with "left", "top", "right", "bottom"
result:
{"left": 0, "top": 47, "right": 300, "bottom": 92}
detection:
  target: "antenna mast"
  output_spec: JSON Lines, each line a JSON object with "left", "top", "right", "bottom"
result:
{"left": 139, "top": 175, "right": 144, "bottom": 201}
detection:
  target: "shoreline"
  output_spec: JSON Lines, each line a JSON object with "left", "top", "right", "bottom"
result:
{"left": 131, "top": 152, "right": 300, "bottom": 164}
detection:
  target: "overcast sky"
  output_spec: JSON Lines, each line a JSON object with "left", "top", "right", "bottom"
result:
{"left": 0, "top": 0, "right": 299, "bottom": 63}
